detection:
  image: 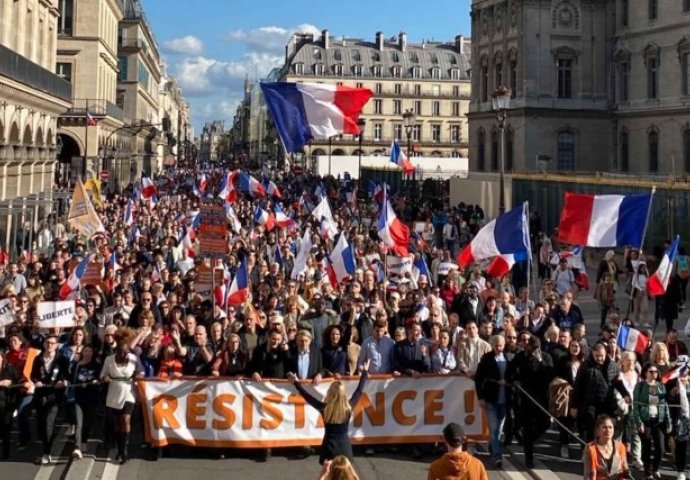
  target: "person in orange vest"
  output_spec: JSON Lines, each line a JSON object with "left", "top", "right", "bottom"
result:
{"left": 584, "top": 414, "right": 631, "bottom": 480}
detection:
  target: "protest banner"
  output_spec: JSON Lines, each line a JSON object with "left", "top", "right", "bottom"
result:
{"left": 198, "top": 205, "right": 228, "bottom": 258}
{"left": 385, "top": 255, "right": 413, "bottom": 275}
{"left": 0, "top": 298, "right": 15, "bottom": 327}
{"left": 80, "top": 261, "right": 103, "bottom": 286}
{"left": 36, "top": 300, "right": 76, "bottom": 328}
{"left": 437, "top": 262, "right": 460, "bottom": 276}
{"left": 138, "top": 375, "right": 487, "bottom": 448}
{"left": 196, "top": 265, "right": 225, "bottom": 297}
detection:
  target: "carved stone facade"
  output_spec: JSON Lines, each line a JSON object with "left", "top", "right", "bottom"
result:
{"left": 468, "top": 0, "right": 690, "bottom": 176}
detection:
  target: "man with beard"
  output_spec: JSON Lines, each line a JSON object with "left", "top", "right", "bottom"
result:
{"left": 299, "top": 294, "right": 337, "bottom": 350}
{"left": 451, "top": 282, "right": 485, "bottom": 328}
{"left": 509, "top": 335, "right": 555, "bottom": 468}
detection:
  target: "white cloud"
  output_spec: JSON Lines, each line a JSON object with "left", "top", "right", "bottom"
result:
{"left": 224, "top": 23, "right": 320, "bottom": 54}
{"left": 162, "top": 35, "right": 204, "bottom": 55}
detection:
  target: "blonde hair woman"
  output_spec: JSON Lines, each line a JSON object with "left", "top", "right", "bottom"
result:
{"left": 317, "top": 455, "right": 360, "bottom": 480}
{"left": 649, "top": 342, "right": 671, "bottom": 377}
{"left": 288, "top": 361, "right": 370, "bottom": 465}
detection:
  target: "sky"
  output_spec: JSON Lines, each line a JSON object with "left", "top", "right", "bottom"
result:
{"left": 141, "top": 0, "right": 472, "bottom": 135}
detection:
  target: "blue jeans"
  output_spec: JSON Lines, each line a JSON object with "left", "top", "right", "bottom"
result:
{"left": 486, "top": 402, "right": 507, "bottom": 459}
{"left": 17, "top": 394, "right": 33, "bottom": 444}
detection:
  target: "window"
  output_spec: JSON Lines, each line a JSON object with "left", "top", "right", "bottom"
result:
{"left": 648, "top": 130, "right": 659, "bottom": 172}
{"left": 684, "top": 53, "right": 690, "bottom": 95}
{"left": 138, "top": 62, "right": 150, "bottom": 88}
{"left": 313, "top": 64, "right": 325, "bottom": 75}
{"left": 450, "top": 69, "right": 460, "bottom": 80}
{"left": 478, "top": 129, "right": 486, "bottom": 171}
{"left": 373, "top": 52, "right": 380, "bottom": 62}
{"left": 58, "top": 0, "right": 73, "bottom": 35}
{"left": 375, "top": 83, "right": 382, "bottom": 94}
{"left": 333, "top": 64, "right": 343, "bottom": 76}
{"left": 432, "top": 101, "right": 440, "bottom": 116}
{"left": 506, "top": 129, "right": 514, "bottom": 171}
{"left": 412, "top": 67, "right": 421, "bottom": 79}
{"left": 313, "top": 49, "right": 322, "bottom": 60}
{"left": 648, "top": 0, "right": 657, "bottom": 20}
{"left": 495, "top": 62, "right": 503, "bottom": 89}
{"left": 56, "top": 62, "right": 72, "bottom": 82}
{"left": 294, "top": 63, "right": 304, "bottom": 75}
{"left": 430, "top": 54, "right": 439, "bottom": 64}
{"left": 557, "top": 59, "right": 573, "bottom": 99}
{"left": 394, "top": 124, "right": 402, "bottom": 140}
{"left": 619, "top": 62, "right": 630, "bottom": 101}
{"left": 394, "top": 84, "right": 402, "bottom": 94}
{"left": 453, "top": 86, "right": 460, "bottom": 97}
{"left": 394, "top": 100, "right": 402, "bottom": 115}
{"left": 353, "top": 65, "right": 363, "bottom": 76}
{"left": 410, "top": 52, "right": 419, "bottom": 63}
{"left": 647, "top": 57, "right": 659, "bottom": 99}
{"left": 374, "top": 99, "right": 383, "bottom": 114}
{"left": 391, "top": 51, "right": 399, "bottom": 62}
{"left": 413, "top": 125, "right": 421, "bottom": 141}
{"left": 334, "top": 50, "right": 342, "bottom": 61}
{"left": 621, "top": 0, "right": 629, "bottom": 26}
{"left": 353, "top": 50, "right": 361, "bottom": 62}
{"left": 374, "top": 123, "right": 383, "bottom": 141}
{"left": 509, "top": 61, "right": 517, "bottom": 97}
{"left": 392, "top": 66, "right": 402, "bottom": 78}
{"left": 117, "top": 56, "right": 127, "bottom": 81}
{"left": 414, "top": 84, "right": 421, "bottom": 95}
{"left": 372, "top": 65, "right": 382, "bottom": 77}
{"left": 491, "top": 129, "right": 499, "bottom": 172}
{"left": 481, "top": 65, "right": 489, "bottom": 102}
{"left": 684, "top": 128, "right": 690, "bottom": 173}
{"left": 451, "top": 125, "right": 461, "bottom": 143}
{"left": 620, "top": 131, "right": 630, "bottom": 172}
{"left": 432, "top": 125, "right": 441, "bottom": 142}
{"left": 414, "top": 100, "right": 422, "bottom": 115}
{"left": 685, "top": 0, "right": 690, "bottom": 12}
{"left": 452, "top": 102, "right": 460, "bottom": 117}
{"left": 431, "top": 68, "right": 441, "bottom": 79}
{"left": 557, "top": 131, "right": 575, "bottom": 171}
{"left": 356, "top": 82, "right": 363, "bottom": 89}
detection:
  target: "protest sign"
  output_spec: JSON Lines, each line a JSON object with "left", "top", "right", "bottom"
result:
{"left": 138, "top": 375, "right": 487, "bottom": 448}
{"left": 0, "top": 298, "right": 15, "bottom": 327}
{"left": 437, "top": 262, "right": 460, "bottom": 276}
{"left": 37, "top": 300, "right": 76, "bottom": 328}
{"left": 385, "top": 255, "right": 414, "bottom": 275}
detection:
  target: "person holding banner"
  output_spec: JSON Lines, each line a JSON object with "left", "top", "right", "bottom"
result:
{"left": 287, "top": 359, "right": 370, "bottom": 465}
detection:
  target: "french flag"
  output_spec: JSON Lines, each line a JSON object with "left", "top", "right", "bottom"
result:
{"left": 662, "top": 360, "right": 689, "bottom": 383}
{"left": 327, "top": 234, "right": 356, "bottom": 286}
{"left": 412, "top": 254, "right": 432, "bottom": 286}
{"left": 214, "top": 281, "right": 232, "bottom": 308}
{"left": 227, "top": 260, "right": 249, "bottom": 306}
{"left": 254, "top": 205, "right": 276, "bottom": 232}
{"left": 123, "top": 199, "right": 134, "bottom": 226}
{"left": 108, "top": 253, "right": 121, "bottom": 273}
{"left": 260, "top": 82, "right": 373, "bottom": 153}
{"left": 558, "top": 192, "right": 653, "bottom": 248}
{"left": 141, "top": 176, "right": 157, "bottom": 199}
{"left": 179, "top": 226, "right": 195, "bottom": 257}
{"left": 274, "top": 204, "right": 293, "bottom": 229}
{"left": 224, "top": 202, "right": 242, "bottom": 233}
{"left": 377, "top": 189, "right": 410, "bottom": 256}
{"left": 262, "top": 178, "right": 282, "bottom": 198}
{"left": 373, "top": 183, "right": 387, "bottom": 204}
{"left": 219, "top": 172, "right": 238, "bottom": 203}
{"left": 198, "top": 173, "right": 208, "bottom": 193}
{"left": 458, "top": 204, "right": 531, "bottom": 268}
{"left": 239, "top": 172, "right": 265, "bottom": 197}
{"left": 647, "top": 235, "right": 680, "bottom": 297}
{"left": 390, "top": 140, "right": 415, "bottom": 174}
{"left": 486, "top": 252, "right": 529, "bottom": 279}
{"left": 616, "top": 324, "right": 651, "bottom": 356}
{"left": 60, "top": 257, "right": 90, "bottom": 299}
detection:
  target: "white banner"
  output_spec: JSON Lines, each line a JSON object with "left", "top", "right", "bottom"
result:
{"left": 437, "top": 262, "right": 459, "bottom": 276}
{"left": 37, "top": 301, "right": 76, "bottom": 328}
{"left": 0, "top": 298, "right": 15, "bottom": 327}
{"left": 385, "top": 255, "right": 414, "bottom": 275}
{"left": 138, "top": 375, "right": 487, "bottom": 448}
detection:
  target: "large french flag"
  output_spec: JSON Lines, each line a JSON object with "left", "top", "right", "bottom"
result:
{"left": 141, "top": 176, "right": 157, "bottom": 199}
{"left": 616, "top": 324, "right": 650, "bottom": 355}
{"left": 59, "top": 257, "right": 90, "bottom": 299}
{"left": 224, "top": 202, "right": 242, "bottom": 233}
{"left": 254, "top": 205, "right": 276, "bottom": 232}
{"left": 412, "top": 254, "right": 432, "bottom": 286}
{"left": 377, "top": 190, "right": 410, "bottom": 256}
{"left": 273, "top": 204, "right": 293, "bottom": 229}
{"left": 260, "top": 82, "right": 373, "bottom": 153}
{"left": 486, "top": 253, "right": 522, "bottom": 279}
{"left": 262, "top": 178, "right": 282, "bottom": 198}
{"left": 219, "top": 172, "right": 238, "bottom": 203}
{"left": 558, "top": 192, "right": 653, "bottom": 248}
{"left": 239, "top": 172, "right": 265, "bottom": 197}
{"left": 227, "top": 260, "right": 249, "bottom": 306}
{"left": 458, "top": 204, "right": 531, "bottom": 268}
{"left": 198, "top": 173, "right": 208, "bottom": 193}
{"left": 327, "top": 234, "right": 356, "bottom": 286}
{"left": 647, "top": 235, "right": 680, "bottom": 297}
{"left": 390, "top": 140, "right": 415, "bottom": 174}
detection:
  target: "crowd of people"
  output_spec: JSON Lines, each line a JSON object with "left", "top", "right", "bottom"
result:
{"left": 0, "top": 166, "right": 688, "bottom": 480}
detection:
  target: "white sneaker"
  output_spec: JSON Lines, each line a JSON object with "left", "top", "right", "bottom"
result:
{"left": 560, "top": 446, "right": 569, "bottom": 458}
{"left": 39, "top": 454, "right": 51, "bottom": 465}
{"left": 678, "top": 473, "right": 686, "bottom": 480}
{"left": 72, "top": 449, "right": 82, "bottom": 459}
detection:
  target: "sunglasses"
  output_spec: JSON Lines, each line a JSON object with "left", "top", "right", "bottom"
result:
{"left": 648, "top": 370, "right": 659, "bottom": 374}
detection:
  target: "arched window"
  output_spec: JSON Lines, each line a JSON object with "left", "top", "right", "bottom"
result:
{"left": 620, "top": 130, "right": 629, "bottom": 172}
{"left": 491, "top": 128, "right": 499, "bottom": 172}
{"left": 477, "top": 128, "right": 486, "bottom": 171}
{"left": 557, "top": 131, "right": 575, "bottom": 171}
{"left": 648, "top": 129, "right": 659, "bottom": 172}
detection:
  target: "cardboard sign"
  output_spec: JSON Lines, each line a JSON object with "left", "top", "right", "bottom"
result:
{"left": 80, "top": 261, "right": 103, "bottom": 286}
{"left": 199, "top": 205, "right": 228, "bottom": 257}
{"left": 0, "top": 298, "right": 15, "bottom": 327}
{"left": 437, "top": 262, "right": 460, "bottom": 276}
{"left": 385, "top": 255, "right": 414, "bottom": 275}
{"left": 37, "top": 300, "right": 76, "bottom": 328}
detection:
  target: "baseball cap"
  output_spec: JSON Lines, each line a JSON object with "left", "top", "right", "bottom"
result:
{"left": 442, "top": 423, "right": 465, "bottom": 445}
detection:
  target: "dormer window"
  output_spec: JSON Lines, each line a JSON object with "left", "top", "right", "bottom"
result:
{"left": 392, "top": 65, "right": 402, "bottom": 78}
{"left": 431, "top": 67, "right": 441, "bottom": 79}
{"left": 430, "top": 54, "right": 439, "bottom": 64}
{"left": 313, "top": 49, "right": 322, "bottom": 60}
{"left": 412, "top": 66, "right": 422, "bottom": 78}
{"left": 353, "top": 65, "right": 363, "bottom": 76}
{"left": 313, "top": 64, "right": 325, "bottom": 75}
{"left": 334, "top": 50, "right": 342, "bottom": 61}
{"left": 294, "top": 63, "right": 304, "bottom": 75}
{"left": 450, "top": 68, "right": 460, "bottom": 80}
{"left": 372, "top": 65, "right": 382, "bottom": 77}
{"left": 449, "top": 54, "right": 457, "bottom": 64}
{"left": 391, "top": 51, "right": 399, "bottom": 62}
{"left": 333, "top": 64, "right": 343, "bottom": 76}
{"left": 410, "top": 52, "right": 419, "bottom": 63}
{"left": 353, "top": 49, "right": 361, "bottom": 62}
{"left": 372, "top": 52, "right": 380, "bottom": 62}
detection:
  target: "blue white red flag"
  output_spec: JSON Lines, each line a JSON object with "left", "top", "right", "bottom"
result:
{"left": 326, "top": 234, "right": 356, "bottom": 286}
{"left": 377, "top": 189, "right": 410, "bottom": 256}
{"left": 616, "top": 324, "right": 651, "bottom": 356}
{"left": 262, "top": 178, "right": 282, "bottom": 198}
{"left": 59, "top": 257, "right": 90, "bottom": 299}
{"left": 123, "top": 199, "right": 134, "bottom": 226}
{"left": 390, "top": 140, "right": 415, "bottom": 174}
{"left": 227, "top": 260, "right": 249, "bottom": 306}
{"left": 274, "top": 204, "right": 294, "bottom": 229}
{"left": 219, "top": 171, "right": 238, "bottom": 203}
{"left": 253, "top": 205, "right": 276, "bottom": 232}
{"left": 239, "top": 172, "right": 265, "bottom": 197}
{"left": 141, "top": 176, "right": 157, "bottom": 199}
{"left": 648, "top": 235, "right": 680, "bottom": 297}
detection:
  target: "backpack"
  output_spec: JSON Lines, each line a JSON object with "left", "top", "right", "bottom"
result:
{"left": 679, "top": 255, "right": 690, "bottom": 280}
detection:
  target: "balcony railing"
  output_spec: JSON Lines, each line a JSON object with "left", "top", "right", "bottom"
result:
{"left": 60, "top": 98, "right": 125, "bottom": 121}
{"left": 0, "top": 44, "right": 71, "bottom": 102}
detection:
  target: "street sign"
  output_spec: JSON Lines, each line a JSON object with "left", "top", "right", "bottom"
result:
{"left": 100, "top": 170, "right": 110, "bottom": 181}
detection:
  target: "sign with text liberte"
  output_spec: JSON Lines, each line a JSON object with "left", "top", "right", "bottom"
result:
{"left": 138, "top": 375, "right": 487, "bottom": 448}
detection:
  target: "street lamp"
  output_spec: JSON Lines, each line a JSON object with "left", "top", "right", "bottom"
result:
{"left": 492, "top": 85, "right": 512, "bottom": 215}
{"left": 403, "top": 109, "right": 417, "bottom": 208}
{"left": 357, "top": 118, "right": 366, "bottom": 182}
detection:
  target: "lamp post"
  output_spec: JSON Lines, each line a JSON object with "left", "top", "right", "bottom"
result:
{"left": 492, "top": 85, "right": 512, "bottom": 215}
{"left": 328, "top": 136, "right": 333, "bottom": 177}
{"left": 403, "top": 109, "right": 417, "bottom": 205}
{"left": 357, "top": 117, "right": 366, "bottom": 185}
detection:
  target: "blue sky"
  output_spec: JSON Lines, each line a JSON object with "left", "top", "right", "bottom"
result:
{"left": 141, "top": 0, "right": 472, "bottom": 134}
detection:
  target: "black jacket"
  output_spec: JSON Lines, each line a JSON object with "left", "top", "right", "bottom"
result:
{"left": 451, "top": 294, "right": 485, "bottom": 327}
{"left": 572, "top": 356, "right": 620, "bottom": 416}
{"left": 249, "top": 343, "right": 291, "bottom": 379}
{"left": 392, "top": 340, "right": 431, "bottom": 375}
{"left": 475, "top": 351, "right": 512, "bottom": 404}
{"left": 0, "top": 364, "right": 20, "bottom": 412}
{"left": 289, "top": 344, "right": 323, "bottom": 379}
{"left": 508, "top": 349, "right": 555, "bottom": 406}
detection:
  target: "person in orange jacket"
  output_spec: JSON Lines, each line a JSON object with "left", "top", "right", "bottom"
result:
{"left": 427, "top": 423, "right": 488, "bottom": 480}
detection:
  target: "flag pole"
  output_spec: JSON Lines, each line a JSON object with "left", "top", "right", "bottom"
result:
{"left": 83, "top": 100, "right": 89, "bottom": 180}
{"left": 626, "top": 186, "right": 656, "bottom": 321}
{"left": 524, "top": 201, "right": 533, "bottom": 306}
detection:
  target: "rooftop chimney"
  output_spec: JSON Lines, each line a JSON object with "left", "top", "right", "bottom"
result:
{"left": 375, "top": 31, "right": 384, "bottom": 51}
{"left": 455, "top": 35, "right": 466, "bottom": 54}
{"left": 398, "top": 32, "right": 407, "bottom": 52}
{"left": 322, "top": 29, "right": 330, "bottom": 50}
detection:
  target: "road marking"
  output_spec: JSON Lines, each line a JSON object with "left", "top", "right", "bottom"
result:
{"left": 101, "top": 450, "right": 120, "bottom": 480}
{"left": 500, "top": 457, "right": 532, "bottom": 480}
{"left": 33, "top": 426, "right": 68, "bottom": 480}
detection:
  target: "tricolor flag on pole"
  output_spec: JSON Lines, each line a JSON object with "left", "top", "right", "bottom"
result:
{"left": 224, "top": 202, "right": 242, "bottom": 234}
{"left": 219, "top": 172, "right": 238, "bottom": 203}
{"left": 262, "top": 178, "right": 282, "bottom": 198}
{"left": 377, "top": 188, "right": 410, "bottom": 256}
{"left": 60, "top": 257, "right": 90, "bottom": 299}
{"left": 253, "top": 205, "right": 276, "bottom": 232}
{"left": 86, "top": 110, "right": 98, "bottom": 126}
{"left": 273, "top": 204, "right": 294, "bottom": 229}
{"left": 239, "top": 172, "right": 266, "bottom": 197}
{"left": 558, "top": 191, "right": 653, "bottom": 248}
{"left": 141, "top": 176, "right": 158, "bottom": 199}
{"left": 647, "top": 235, "right": 680, "bottom": 297}
{"left": 390, "top": 140, "right": 415, "bottom": 174}
{"left": 412, "top": 253, "right": 432, "bottom": 286}
{"left": 260, "top": 82, "right": 373, "bottom": 153}
{"left": 662, "top": 360, "right": 690, "bottom": 383}
{"left": 326, "top": 234, "right": 356, "bottom": 286}
{"left": 227, "top": 260, "right": 249, "bottom": 306}
{"left": 616, "top": 324, "right": 651, "bottom": 356}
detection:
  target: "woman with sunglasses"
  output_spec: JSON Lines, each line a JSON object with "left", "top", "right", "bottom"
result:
{"left": 633, "top": 363, "right": 670, "bottom": 479}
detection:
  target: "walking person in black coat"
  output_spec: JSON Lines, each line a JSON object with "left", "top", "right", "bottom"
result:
{"left": 288, "top": 360, "right": 370, "bottom": 464}
{"left": 0, "top": 350, "right": 20, "bottom": 459}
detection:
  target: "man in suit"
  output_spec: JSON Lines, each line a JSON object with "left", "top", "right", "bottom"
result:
{"left": 451, "top": 281, "right": 485, "bottom": 327}
{"left": 289, "top": 330, "right": 323, "bottom": 383}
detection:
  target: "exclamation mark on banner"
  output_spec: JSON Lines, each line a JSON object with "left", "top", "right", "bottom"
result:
{"left": 464, "top": 390, "right": 475, "bottom": 425}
